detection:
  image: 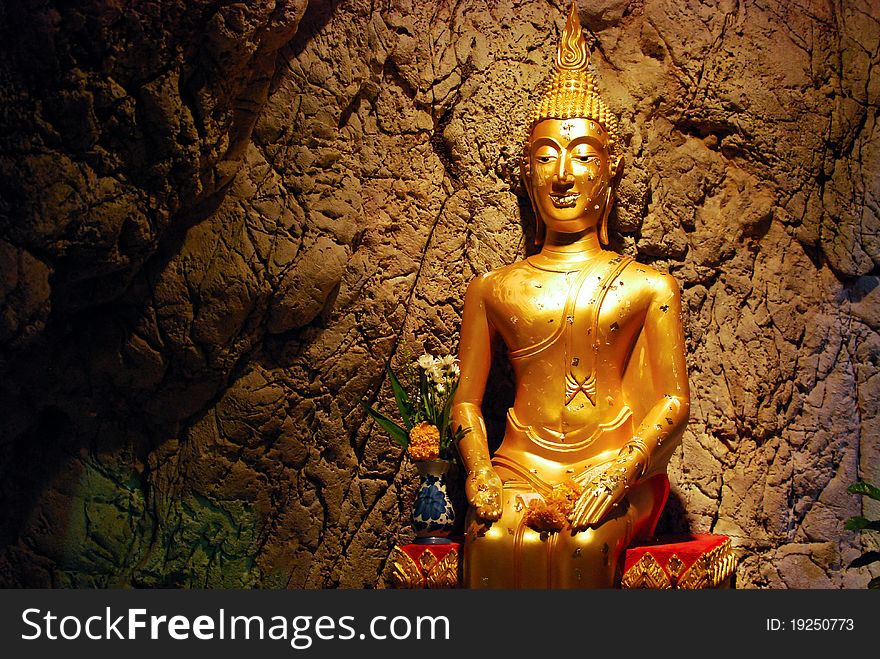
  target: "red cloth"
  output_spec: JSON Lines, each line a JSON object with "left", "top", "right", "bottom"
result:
{"left": 400, "top": 542, "right": 460, "bottom": 567}
{"left": 624, "top": 533, "right": 729, "bottom": 577}
{"left": 642, "top": 474, "right": 670, "bottom": 537}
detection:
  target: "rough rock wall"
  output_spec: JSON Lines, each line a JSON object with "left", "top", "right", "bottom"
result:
{"left": 0, "top": 0, "right": 877, "bottom": 588}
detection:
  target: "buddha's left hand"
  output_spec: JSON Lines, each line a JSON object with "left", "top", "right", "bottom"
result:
{"left": 569, "top": 451, "right": 644, "bottom": 530}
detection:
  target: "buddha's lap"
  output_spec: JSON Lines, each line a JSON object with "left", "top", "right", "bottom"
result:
{"left": 464, "top": 478, "right": 658, "bottom": 556}
{"left": 463, "top": 484, "right": 657, "bottom": 587}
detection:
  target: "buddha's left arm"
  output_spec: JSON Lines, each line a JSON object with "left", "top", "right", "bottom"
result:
{"left": 626, "top": 272, "right": 690, "bottom": 478}
{"left": 570, "top": 272, "right": 690, "bottom": 529}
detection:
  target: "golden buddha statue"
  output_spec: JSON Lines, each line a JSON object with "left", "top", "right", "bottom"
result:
{"left": 451, "top": 0, "right": 690, "bottom": 588}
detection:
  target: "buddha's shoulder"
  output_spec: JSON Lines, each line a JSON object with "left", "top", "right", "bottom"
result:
{"left": 467, "top": 260, "right": 528, "bottom": 287}
{"left": 619, "top": 259, "right": 682, "bottom": 297}
{"left": 487, "top": 259, "right": 534, "bottom": 279}
{"left": 462, "top": 260, "right": 533, "bottom": 305}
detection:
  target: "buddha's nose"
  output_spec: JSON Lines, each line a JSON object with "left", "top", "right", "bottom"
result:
{"left": 553, "top": 150, "right": 574, "bottom": 186}
{"left": 554, "top": 153, "right": 575, "bottom": 186}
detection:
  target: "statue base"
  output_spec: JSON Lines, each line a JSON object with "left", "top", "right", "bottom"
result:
{"left": 621, "top": 534, "right": 736, "bottom": 589}
{"left": 390, "top": 542, "right": 462, "bottom": 588}
{"left": 388, "top": 534, "right": 735, "bottom": 589}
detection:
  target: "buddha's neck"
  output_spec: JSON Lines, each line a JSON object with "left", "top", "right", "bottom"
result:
{"left": 533, "top": 228, "right": 603, "bottom": 269}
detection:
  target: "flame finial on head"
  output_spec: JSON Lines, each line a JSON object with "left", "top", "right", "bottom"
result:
{"left": 522, "top": 1, "right": 620, "bottom": 171}
{"left": 556, "top": 0, "right": 590, "bottom": 71}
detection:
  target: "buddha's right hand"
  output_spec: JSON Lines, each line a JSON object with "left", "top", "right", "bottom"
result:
{"left": 466, "top": 462, "right": 503, "bottom": 521}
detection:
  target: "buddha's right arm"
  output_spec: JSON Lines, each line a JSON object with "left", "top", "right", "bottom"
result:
{"left": 451, "top": 274, "right": 494, "bottom": 470}
{"left": 452, "top": 403, "right": 491, "bottom": 470}
{"left": 452, "top": 274, "right": 502, "bottom": 520}
{"left": 454, "top": 403, "right": 503, "bottom": 521}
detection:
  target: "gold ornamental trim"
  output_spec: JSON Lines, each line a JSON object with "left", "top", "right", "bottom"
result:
{"left": 425, "top": 549, "right": 459, "bottom": 589}
{"left": 678, "top": 537, "right": 736, "bottom": 589}
{"left": 390, "top": 547, "right": 424, "bottom": 589}
{"left": 620, "top": 553, "right": 672, "bottom": 589}
{"left": 666, "top": 554, "right": 685, "bottom": 581}
{"left": 418, "top": 548, "right": 438, "bottom": 573}
{"left": 390, "top": 546, "right": 461, "bottom": 589}
{"left": 621, "top": 537, "right": 736, "bottom": 589}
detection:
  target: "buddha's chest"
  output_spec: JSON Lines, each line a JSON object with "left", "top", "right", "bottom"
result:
{"left": 486, "top": 261, "right": 649, "bottom": 359}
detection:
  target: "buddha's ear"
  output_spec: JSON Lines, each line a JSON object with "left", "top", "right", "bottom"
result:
{"left": 598, "top": 186, "right": 613, "bottom": 246}
{"left": 521, "top": 153, "right": 545, "bottom": 245}
{"left": 611, "top": 155, "right": 624, "bottom": 183}
{"left": 598, "top": 155, "right": 624, "bottom": 246}
{"left": 520, "top": 154, "right": 532, "bottom": 198}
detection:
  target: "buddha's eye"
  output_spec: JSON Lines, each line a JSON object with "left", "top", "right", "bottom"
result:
{"left": 535, "top": 154, "right": 557, "bottom": 164}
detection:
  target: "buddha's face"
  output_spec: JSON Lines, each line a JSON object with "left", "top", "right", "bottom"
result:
{"left": 527, "top": 118, "right": 613, "bottom": 233}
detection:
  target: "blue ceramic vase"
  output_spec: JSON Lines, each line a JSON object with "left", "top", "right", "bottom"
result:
{"left": 411, "top": 459, "right": 455, "bottom": 544}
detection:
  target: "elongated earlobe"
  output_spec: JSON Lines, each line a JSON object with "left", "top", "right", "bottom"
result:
{"left": 599, "top": 155, "right": 624, "bottom": 245}
{"left": 521, "top": 156, "right": 545, "bottom": 245}
{"left": 598, "top": 186, "right": 613, "bottom": 245}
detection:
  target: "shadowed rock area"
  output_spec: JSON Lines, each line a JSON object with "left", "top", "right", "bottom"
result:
{"left": 0, "top": 0, "right": 877, "bottom": 588}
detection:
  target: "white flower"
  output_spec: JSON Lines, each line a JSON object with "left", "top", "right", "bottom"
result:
{"left": 440, "top": 355, "right": 457, "bottom": 369}
{"left": 427, "top": 364, "right": 444, "bottom": 384}
{"left": 435, "top": 382, "right": 446, "bottom": 395}
{"left": 417, "top": 354, "right": 435, "bottom": 371}
{"left": 449, "top": 363, "right": 460, "bottom": 378}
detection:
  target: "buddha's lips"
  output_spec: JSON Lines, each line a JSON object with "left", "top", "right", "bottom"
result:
{"left": 550, "top": 192, "right": 579, "bottom": 208}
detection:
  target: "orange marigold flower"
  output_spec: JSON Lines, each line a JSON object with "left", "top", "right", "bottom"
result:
{"left": 546, "top": 480, "right": 583, "bottom": 518}
{"left": 523, "top": 480, "right": 584, "bottom": 532}
{"left": 408, "top": 422, "right": 440, "bottom": 461}
{"left": 523, "top": 499, "right": 567, "bottom": 532}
